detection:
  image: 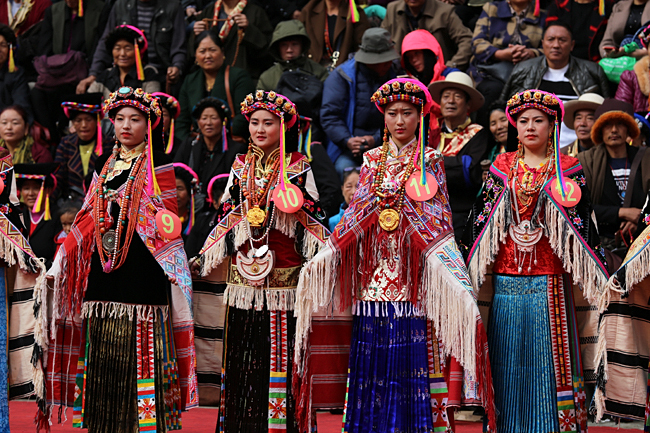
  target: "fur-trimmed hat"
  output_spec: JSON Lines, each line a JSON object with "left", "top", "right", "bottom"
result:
{"left": 590, "top": 99, "right": 639, "bottom": 145}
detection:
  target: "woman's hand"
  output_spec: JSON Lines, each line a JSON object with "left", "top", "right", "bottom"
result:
{"left": 167, "top": 66, "right": 181, "bottom": 84}
{"left": 76, "top": 75, "right": 96, "bottom": 94}
{"left": 231, "top": 12, "right": 248, "bottom": 30}
{"left": 190, "top": 257, "right": 202, "bottom": 277}
{"left": 493, "top": 46, "right": 515, "bottom": 62}
{"left": 194, "top": 20, "right": 208, "bottom": 35}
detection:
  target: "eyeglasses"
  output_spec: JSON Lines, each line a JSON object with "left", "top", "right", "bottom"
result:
{"left": 343, "top": 166, "right": 361, "bottom": 173}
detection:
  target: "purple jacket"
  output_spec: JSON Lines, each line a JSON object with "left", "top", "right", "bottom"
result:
{"left": 615, "top": 56, "right": 650, "bottom": 113}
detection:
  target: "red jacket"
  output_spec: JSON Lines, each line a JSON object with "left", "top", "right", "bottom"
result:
{"left": 0, "top": 0, "right": 50, "bottom": 36}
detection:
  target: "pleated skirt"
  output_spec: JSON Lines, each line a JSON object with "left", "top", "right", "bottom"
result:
{"left": 82, "top": 314, "right": 175, "bottom": 433}
{"left": 488, "top": 274, "right": 560, "bottom": 433}
{"left": 343, "top": 301, "right": 433, "bottom": 433}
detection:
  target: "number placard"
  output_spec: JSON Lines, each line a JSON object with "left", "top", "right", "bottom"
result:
{"left": 272, "top": 184, "right": 304, "bottom": 213}
{"left": 551, "top": 177, "right": 581, "bottom": 208}
{"left": 406, "top": 172, "right": 438, "bottom": 201}
{"left": 155, "top": 210, "right": 182, "bottom": 239}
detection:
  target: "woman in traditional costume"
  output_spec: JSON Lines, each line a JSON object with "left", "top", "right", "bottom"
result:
{"left": 461, "top": 89, "right": 609, "bottom": 433}
{"left": 0, "top": 148, "right": 47, "bottom": 431}
{"left": 193, "top": 90, "right": 329, "bottom": 432}
{"left": 36, "top": 86, "right": 198, "bottom": 432}
{"left": 595, "top": 196, "right": 650, "bottom": 425}
{"left": 294, "top": 77, "right": 496, "bottom": 433}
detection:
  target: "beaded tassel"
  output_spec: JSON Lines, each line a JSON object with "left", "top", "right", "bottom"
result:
{"left": 279, "top": 116, "right": 289, "bottom": 191}
{"left": 95, "top": 113, "right": 103, "bottom": 156}
{"left": 146, "top": 118, "right": 161, "bottom": 196}
{"left": 418, "top": 110, "right": 426, "bottom": 185}
{"left": 165, "top": 118, "right": 175, "bottom": 154}
{"left": 8, "top": 44, "right": 15, "bottom": 73}
{"left": 44, "top": 192, "right": 51, "bottom": 221}
{"left": 305, "top": 122, "right": 313, "bottom": 162}
{"left": 349, "top": 0, "right": 360, "bottom": 22}
{"left": 135, "top": 41, "right": 145, "bottom": 81}
{"left": 183, "top": 191, "right": 195, "bottom": 236}
{"left": 33, "top": 181, "right": 46, "bottom": 214}
{"left": 221, "top": 118, "right": 228, "bottom": 152}
{"left": 598, "top": 0, "right": 604, "bottom": 15}
{"left": 78, "top": 0, "right": 83, "bottom": 17}
{"left": 552, "top": 120, "right": 567, "bottom": 199}
{"left": 534, "top": 0, "right": 540, "bottom": 16}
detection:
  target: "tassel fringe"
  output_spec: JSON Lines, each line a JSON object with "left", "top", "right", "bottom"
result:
{"left": 8, "top": 45, "right": 15, "bottom": 73}
{"left": 80, "top": 300, "right": 168, "bottom": 322}
{"left": 224, "top": 285, "right": 296, "bottom": 311}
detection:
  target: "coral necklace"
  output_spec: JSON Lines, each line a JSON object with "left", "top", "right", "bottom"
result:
{"left": 94, "top": 144, "right": 147, "bottom": 273}
{"left": 371, "top": 137, "right": 418, "bottom": 231}
{"left": 241, "top": 147, "right": 281, "bottom": 228}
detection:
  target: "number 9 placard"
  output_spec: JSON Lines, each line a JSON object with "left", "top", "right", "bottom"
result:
{"left": 551, "top": 177, "right": 581, "bottom": 208}
{"left": 406, "top": 172, "right": 438, "bottom": 202}
{"left": 155, "top": 210, "right": 182, "bottom": 239}
{"left": 272, "top": 184, "right": 304, "bottom": 213}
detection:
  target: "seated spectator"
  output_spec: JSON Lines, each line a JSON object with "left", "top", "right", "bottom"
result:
{"left": 174, "top": 97, "right": 246, "bottom": 196}
{"left": 15, "top": 163, "right": 59, "bottom": 267}
{"left": 0, "top": 0, "right": 50, "bottom": 36}
{"left": 184, "top": 173, "right": 227, "bottom": 258}
{"left": 53, "top": 199, "right": 81, "bottom": 255}
{"left": 382, "top": 0, "right": 472, "bottom": 70}
{"left": 31, "top": 0, "right": 104, "bottom": 140}
{"left": 77, "top": 0, "right": 186, "bottom": 92}
{"left": 562, "top": 92, "right": 604, "bottom": 157}
{"left": 616, "top": 54, "right": 650, "bottom": 112}
{"left": 0, "top": 25, "right": 32, "bottom": 122}
{"left": 546, "top": 0, "right": 615, "bottom": 62}
{"left": 257, "top": 20, "right": 328, "bottom": 91}
{"left": 321, "top": 28, "right": 398, "bottom": 177}
{"left": 87, "top": 25, "right": 160, "bottom": 99}
{"left": 487, "top": 99, "right": 508, "bottom": 159}
{"left": 578, "top": 99, "right": 650, "bottom": 260}
{"left": 329, "top": 167, "right": 358, "bottom": 231}
{"left": 470, "top": 0, "right": 545, "bottom": 126}
{"left": 177, "top": 31, "right": 254, "bottom": 141}
{"left": 55, "top": 93, "right": 112, "bottom": 201}
{"left": 0, "top": 106, "right": 51, "bottom": 163}
{"left": 300, "top": 0, "right": 369, "bottom": 70}
{"left": 192, "top": 0, "right": 273, "bottom": 80}
{"left": 401, "top": 29, "right": 457, "bottom": 129}
{"left": 152, "top": 92, "right": 181, "bottom": 157}
{"left": 599, "top": 0, "right": 650, "bottom": 60}
{"left": 174, "top": 162, "right": 199, "bottom": 244}
{"left": 428, "top": 71, "right": 489, "bottom": 239}
{"left": 501, "top": 22, "right": 610, "bottom": 148}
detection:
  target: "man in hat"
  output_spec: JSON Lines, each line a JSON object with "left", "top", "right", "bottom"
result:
{"left": 321, "top": 27, "right": 398, "bottom": 177}
{"left": 428, "top": 71, "right": 489, "bottom": 240}
{"left": 578, "top": 99, "right": 650, "bottom": 256}
{"left": 562, "top": 93, "right": 604, "bottom": 157}
{"left": 381, "top": 0, "right": 472, "bottom": 70}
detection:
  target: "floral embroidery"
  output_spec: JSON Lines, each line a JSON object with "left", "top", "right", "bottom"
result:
{"left": 475, "top": 174, "right": 503, "bottom": 227}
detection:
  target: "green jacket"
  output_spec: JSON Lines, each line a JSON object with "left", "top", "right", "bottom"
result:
{"left": 177, "top": 65, "right": 255, "bottom": 140}
{"left": 257, "top": 20, "right": 328, "bottom": 90}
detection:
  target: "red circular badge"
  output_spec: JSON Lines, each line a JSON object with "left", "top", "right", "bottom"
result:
{"left": 272, "top": 184, "right": 304, "bottom": 213}
{"left": 551, "top": 177, "right": 581, "bottom": 208}
{"left": 155, "top": 210, "right": 182, "bottom": 239}
{"left": 0, "top": 177, "right": 5, "bottom": 196}
{"left": 406, "top": 172, "right": 438, "bottom": 202}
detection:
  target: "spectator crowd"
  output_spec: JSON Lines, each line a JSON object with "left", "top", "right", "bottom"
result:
{"left": 2, "top": 0, "right": 649, "bottom": 270}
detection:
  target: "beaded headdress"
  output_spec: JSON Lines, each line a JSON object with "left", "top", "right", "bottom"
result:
{"left": 506, "top": 89, "right": 568, "bottom": 198}
{"left": 240, "top": 90, "right": 299, "bottom": 192}
{"left": 62, "top": 93, "right": 105, "bottom": 156}
{"left": 152, "top": 92, "right": 180, "bottom": 154}
{"left": 371, "top": 78, "right": 434, "bottom": 186}
{"left": 173, "top": 163, "right": 199, "bottom": 236}
{"left": 207, "top": 173, "right": 229, "bottom": 204}
{"left": 104, "top": 86, "right": 163, "bottom": 196}
{"left": 193, "top": 97, "right": 231, "bottom": 153}
{"left": 15, "top": 163, "right": 58, "bottom": 221}
{"left": 106, "top": 25, "right": 148, "bottom": 80}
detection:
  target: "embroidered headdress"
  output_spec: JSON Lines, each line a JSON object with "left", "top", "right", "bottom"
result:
{"left": 14, "top": 163, "right": 58, "bottom": 221}
{"left": 371, "top": 77, "right": 434, "bottom": 186}
{"left": 105, "top": 25, "right": 148, "bottom": 80}
{"left": 173, "top": 163, "right": 199, "bottom": 236}
{"left": 61, "top": 92, "right": 105, "bottom": 156}
{"left": 152, "top": 92, "right": 180, "bottom": 154}
{"left": 104, "top": 86, "right": 163, "bottom": 196}
{"left": 241, "top": 90, "right": 298, "bottom": 191}
{"left": 207, "top": 173, "right": 229, "bottom": 204}
{"left": 506, "top": 89, "right": 568, "bottom": 198}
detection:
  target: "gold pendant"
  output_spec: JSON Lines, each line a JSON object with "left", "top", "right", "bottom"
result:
{"left": 379, "top": 208, "right": 400, "bottom": 232}
{"left": 247, "top": 205, "right": 266, "bottom": 227}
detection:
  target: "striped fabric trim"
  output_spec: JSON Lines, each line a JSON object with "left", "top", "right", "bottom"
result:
{"left": 268, "top": 311, "right": 289, "bottom": 432}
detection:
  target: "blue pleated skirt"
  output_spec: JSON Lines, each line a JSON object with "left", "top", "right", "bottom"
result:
{"left": 343, "top": 301, "right": 433, "bottom": 433}
{"left": 488, "top": 274, "right": 560, "bottom": 433}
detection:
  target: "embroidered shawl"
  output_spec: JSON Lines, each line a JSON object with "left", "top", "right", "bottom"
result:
{"left": 36, "top": 154, "right": 198, "bottom": 424}
{"left": 596, "top": 222, "right": 650, "bottom": 421}
{"left": 461, "top": 152, "right": 609, "bottom": 431}
{"left": 0, "top": 151, "right": 47, "bottom": 411}
{"left": 294, "top": 142, "right": 497, "bottom": 432}
{"left": 198, "top": 151, "right": 330, "bottom": 309}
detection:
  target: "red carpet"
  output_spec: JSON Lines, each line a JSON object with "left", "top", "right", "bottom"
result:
{"left": 8, "top": 401, "right": 643, "bottom": 432}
